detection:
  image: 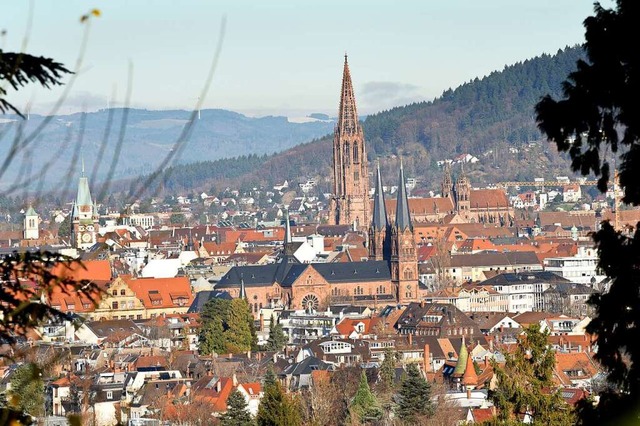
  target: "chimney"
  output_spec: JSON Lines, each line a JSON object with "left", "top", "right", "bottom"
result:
{"left": 423, "top": 344, "right": 431, "bottom": 373}
{"left": 408, "top": 333, "right": 413, "bottom": 346}
{"left": 484, "top": 356, "right": 489, "bottom": 368}
{"left": 259, "top": 313, "right": 265, "bottom": 332}
{"left": 420, "top": 300, "right": 425, "bottom": 308}
{"left": 216, "top": 380, "right": 221, "bottom": 392}
{"left": 232, "top": 374, "right": 238, "bottom": 387}
{"left": 466, "top": 388, "right": 472, "bottom": 400}
{"left": 228, "top": 353, "right": 233, "bottom": 359}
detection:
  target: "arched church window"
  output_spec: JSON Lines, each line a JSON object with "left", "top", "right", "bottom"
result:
{"left": 404, "top": 269, "right": 414, "bottom": 280}
{"left": 344, "top": 142, "right": 350, "bottom": 164}
{"left": 353, "top": 142, "right": 359, "bottom": 163}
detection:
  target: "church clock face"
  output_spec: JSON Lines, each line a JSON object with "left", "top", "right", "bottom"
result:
{"left": 82, "top": 233, "right": 92, "bottom": 243}
{"left": 87, "top": 225, "right": 95, "bottom": 231}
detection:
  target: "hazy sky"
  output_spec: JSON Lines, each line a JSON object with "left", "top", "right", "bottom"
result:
{"left": 1, "top": 1, "right": 601, "bottom": 117}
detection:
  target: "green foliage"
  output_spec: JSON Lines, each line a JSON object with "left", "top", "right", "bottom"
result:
{"left": 0, "top": 49, "right": 71, "bottom": 117}
{"left": 198, "top": 298, "right": 257, "bottom": 355}
{"left": 263, "top": 366, "right": 277, "bottom": 388}
{"left": 57, "top": 214, "right": 71, "bottom": 239}
{"left": 349, "top": 371, "right": 382, "bottom": 424}
{"left": 220, "top": 389, "right": 253, "bottom": 426}
{"left": 68, "top": 383, "right": 81, "bottom": 415}
{"left": 256, "top": 380, "right": 301, "bottom": 426}
{"left": 395, "top": 363, "right": 434, "bottom": 424}
{"left": 379, "top": 347, "right": 397, "bottom": 389}
{"left": 535, "top": 2, "right": 640, "bottom": 424}
{"left": 489, "top": 325, "right": 574, "bottom": 425}
{"left": 8, "top": 363, "right": 45, "bottom": 418}
{"left": 170, "top": 212, "right": 186, "bottom": 225}
{"left": 265, "top": 315, "right": 287, "bottom": 351}
{"left": 226, "top": 299, "right": 258, "bottom": 353}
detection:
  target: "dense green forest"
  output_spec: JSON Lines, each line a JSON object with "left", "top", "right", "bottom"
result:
{"left": 137, "top": 46, "right": 585, "bottom": 194}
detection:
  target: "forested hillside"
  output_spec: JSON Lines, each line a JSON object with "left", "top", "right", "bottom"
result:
{"left": 136, "top": 46, "right": 585, "bottom": 195}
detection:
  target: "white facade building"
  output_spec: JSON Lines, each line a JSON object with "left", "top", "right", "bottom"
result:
{"left": 544, "top": 245, "right": 606, "bottom": 285}
{"left": 122, "top": 214, "right": 155, "bottom": 229}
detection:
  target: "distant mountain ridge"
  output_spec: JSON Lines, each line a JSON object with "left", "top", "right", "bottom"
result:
{"left": 0, "top": 108, "right": 335, "bottom": 191}
{"left": 150, "top": 46, "right": 585, "bottom": 195}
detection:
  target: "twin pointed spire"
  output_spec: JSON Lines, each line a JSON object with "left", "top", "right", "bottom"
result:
{"left": 284, "top": 208, "right": 292, "bottom": 245}
{"left": 338, "top": 54, "right": 360, "bottom": 135}
{"left": 372, "top": 161, "right": 388, "bottom": 231}
{"left": 395, "top": 160, "right": 413, "bottom": 232}
{"left": 370, "top": 159, "right": 413, "bottom": 232}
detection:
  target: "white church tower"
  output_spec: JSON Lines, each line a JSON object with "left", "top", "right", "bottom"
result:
{"left": 23, "top": 206, "right": 39, "bottom": 240}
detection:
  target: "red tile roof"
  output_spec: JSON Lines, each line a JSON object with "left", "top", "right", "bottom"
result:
{"left": 334, "top": 317, "right": 382, "bottom": 337}
{"left": 469, "top": 189, "right": 510, "bottom": 209}
{"left": 123, "top": 276, "right": 193, "bottom": 310}
{"left": 51, "top": 259, "right": 112, "bottom": 282}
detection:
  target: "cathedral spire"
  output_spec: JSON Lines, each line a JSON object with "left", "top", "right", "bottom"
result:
{"left": 338, "top": 54, "right": 359, "bottom": 135}
{"left": 329, "top": 55, "right": 370, "bottom": 228}
{"left": 372, "top": 161, "right": 388, "bottom": 231}
{"left": 284, "top": 208, "right": 292, "bottom": 245}
{"left": 395, "top": 160, "right": 412, "bottom": 232}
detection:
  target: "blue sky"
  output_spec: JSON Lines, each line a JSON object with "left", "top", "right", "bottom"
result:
{"left": 1, "top": 1, "right": 601, "bottom": 117}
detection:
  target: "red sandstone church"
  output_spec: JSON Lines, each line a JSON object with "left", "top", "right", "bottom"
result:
{"left": 217, "top": 56, "right": 420, "bottom": 312}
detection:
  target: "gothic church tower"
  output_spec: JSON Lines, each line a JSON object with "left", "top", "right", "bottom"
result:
{"left": 71, "top": 165, "right": 100, "bottom": 250}
{"left": 454, "top": 167, "right": 471, "bottom": 215}
{"left": 368, "top": 162, "right": 390, "bottom": 261}
{"left": 391, "top": 161, "right": 418, "bottom": 303}
{"left": 329, "top": 55, "right": 370, "bottom": 230}
{"left": 441, "top": 162, "right": 453, "bottom": 199}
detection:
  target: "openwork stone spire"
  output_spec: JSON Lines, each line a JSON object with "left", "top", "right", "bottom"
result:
{"left": 337, "top": 54, "right": 360, "bottom": 136}
{"left": 329, "top": 55, "right": 370, "bottom": 228}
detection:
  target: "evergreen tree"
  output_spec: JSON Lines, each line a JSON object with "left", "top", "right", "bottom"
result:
{"left": 379, "top": 347, "right": 397, "bottom": 389}
{"left": 57, "top": 214, "right": 72, "bottom": 239}
{"left": 535, "top": 1, "right": 640, "bottom": 424}
{"left": 68, "top": 382, "right": 81, "bottom": 414}
{"left": 8, "top": 363, "right": 45, "bottom": 418}
{"left": 350, "top": 371, "right": 382, "bottom": 424}
{"left": 226, "top": 299, "right": 257, "bottom": 353}
{"left": 263, "top": 366, "right": 277, "bottom": 388}
{"left": 256, "top": 380, "right": 301, "bottom": 426}
{"left": 198, "top": 298, "right": 229, "bottom": 355}
{"left": 198, "top": 298, "right": 257, "bottom": 355}
{"left": 395, "top": 363, "right": 434, "bottom": 424}
{"left": 265, "top": 315, "right": 287, "bottom": 351}
{"left": 489, "top": 324, "right": 575, "bottom": 425}
{"left": 220, "top": 389, "right": 253, "bottom": 426}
